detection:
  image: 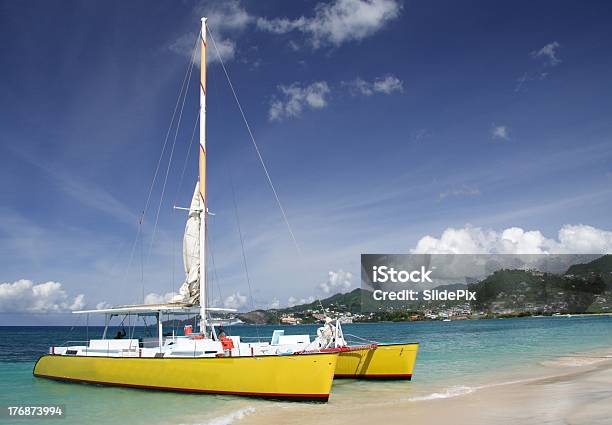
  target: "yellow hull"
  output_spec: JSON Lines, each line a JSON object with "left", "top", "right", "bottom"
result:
{"left": 34, "top": 353, "right": 338, "bottom": 401}
{"left": 335, "top": 343, "right": 419, "bottom": 379}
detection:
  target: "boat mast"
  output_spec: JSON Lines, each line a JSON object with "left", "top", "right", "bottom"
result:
{"left": 199, "top": 17, "right": 208, "bottom": 334}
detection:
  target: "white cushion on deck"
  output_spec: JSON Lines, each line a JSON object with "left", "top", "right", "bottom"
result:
{"left": 89, "top": 339, "right": 139, "bottom": 350}
{"left": 277, "top": 335, "right": 310, "bottom": 345}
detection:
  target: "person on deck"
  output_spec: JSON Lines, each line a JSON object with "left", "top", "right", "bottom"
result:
{"left": 217, "top": 327, "right": 226, "bottom": 339}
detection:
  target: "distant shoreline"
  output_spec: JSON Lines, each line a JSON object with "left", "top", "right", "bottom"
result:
{"left": 1, "top": 313, "right": 611, "bottom": 327}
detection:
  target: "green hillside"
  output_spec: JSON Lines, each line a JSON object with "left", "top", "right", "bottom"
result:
{"left": 236, "top": 255, "right": 612, "bottom": 323}
{"left": 566, "top": 255, "right": 612, "bottom": 288}
{"left": 279, "top": 288, "right": 377, "bottom": 314}
{"left": 469, "top": 256, "right": 611, "bottom": 314}
{"left": 564, "top": 254, "right": 612, "bottom": 312}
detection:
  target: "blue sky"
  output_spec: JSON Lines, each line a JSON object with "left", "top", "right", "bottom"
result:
{"left": 1, "top": 0, "right": 612, "bottom": 324}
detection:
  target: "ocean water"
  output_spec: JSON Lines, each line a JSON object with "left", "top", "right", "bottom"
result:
{"left": 0, "top": 316, "right": 611, "bottom": 424}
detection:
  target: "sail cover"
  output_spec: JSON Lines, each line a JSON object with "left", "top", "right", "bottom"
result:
{"left": 172, "top": 183, "right": 201, "bottom": 304}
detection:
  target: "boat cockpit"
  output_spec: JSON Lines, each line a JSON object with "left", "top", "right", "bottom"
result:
{"left": 49, "top": 304, "right": 346, "bottom": 359}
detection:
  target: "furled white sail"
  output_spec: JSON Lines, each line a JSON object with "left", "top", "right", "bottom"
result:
{"left": 172, "top": 183, "right": 201, "bottom": 304}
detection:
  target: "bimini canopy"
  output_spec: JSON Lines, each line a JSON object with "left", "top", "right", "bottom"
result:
{"left": 73, "top": 303, "right": 236, "bottom": 316}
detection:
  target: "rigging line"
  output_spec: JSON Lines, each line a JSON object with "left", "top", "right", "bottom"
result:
{"left": 172, "top": 220, "right": 175, "bottom": 295}
{"left": 141, "top": 224, "right": 144, "bottom": 303}
{"left": 208, "top": 226, "right": 220, "bottom": 305}
{"left": 173, "top": 115, "right": 200, "bottom": 206}
{"left": 228, "top": 163, "right": 260, "bottom": 340}
{"left": 121, "top": 223, "right": 142, "bottom": 289}
{"left": 207, "top": 216, "right": 224, "bottom": 309}
{"left": 108, "top": 235, "right": 129, "bottom": 275}
{"left": 171, "top": 115, "right": 198, "bottom": 295}
{"left": 207, "top": 24, "right": 302, "bottom": 256}
{"left": 120, "top": 31, "right": 200, "bottom": 289}
{"left": 141, "top": 30, "right": 200, "bottom": 225}
{"left": 147, "top": 36, "right": 199, "bottom": 261}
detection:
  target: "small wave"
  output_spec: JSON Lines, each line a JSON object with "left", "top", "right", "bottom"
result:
{"left": 406, "top": 385, "right": 475, "bottom": 401}
{"left": 200, "top": 407, "right": 256, "bottom": 425}
{"left": 404, "top": 377, "right": 541, "bottom": 403}
{"left": 540, "top": 356, "right": 609, "bottom": 368}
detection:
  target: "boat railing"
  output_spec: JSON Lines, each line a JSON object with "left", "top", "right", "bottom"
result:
{"left": 239, "top": 333, "right": 325, "bottom": 340}
{"left": 58, "top": 339, "right": 141, "bottom": 356}
{"left": 237, "top": 336, "right": 273, "bottom": 342}
{"left": 230, "top": 333, "right": 389, "bottom": 346}
{"left": 344, "top": 334, "right": 378, "bottom": 344}
{"left": 343, "top": 334, "right": 420, "bottom": 345}
{"left": 141, "top": 338, "right": 163, "bottom": 348}
{"left": 61, "top": 340, "right": 89, "bottom": 347}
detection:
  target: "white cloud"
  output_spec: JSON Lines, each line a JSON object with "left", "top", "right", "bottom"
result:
{"left": 143, "top": 291, "right": 177, "bottom": 305}
{"left": 411, "top": 128, "right": 430, "bottom": 143}
{"left": 198, "top": 0, "right": 252, "bottom": 32}
{"left": 288, "top": 40, "right": 301, "bottom": 52}
{"left": 531, "top": 41, "right": 561, "bottom": 66}
{"left": 491, "top": 125, "right": 510, "bottom": 141}
{"left": 514, "top": 71, "right": 548, "bottom": 93}
{"left": 257, "top": 0, "right": 401, "bottom": 48}
{"left": 207, "top": 37, "right": 237, "bottom": 64}
{"left": 287, "top": 295, "right": 316, "bottom": 307}
{"left": 318, "top": 270, "right": 353, "bottom": 294}
{"left": 556, "top": 225, "right": 612, "bottom": 254}
{"left": 268, "top": 298, "right": 280, "bottom": 309}
{"left": 168, "top": 33, "right": 199, "bottom": 62}
{"left": 373, "top": 75, "right": 404, "bottom": 94}
{"left": 303, "top": 296, "right": 316, "bottom": 304}
{"left": 411, "top": 224, "right": 612, "bottom": 254}
{"left": 169, "top": 30, "right": 236, "bottom": 66}
{"left": 223, "top": 292, "right": 248, "bottom": 309}
{"left": 171, "top": 1, "right": 401, "bottom": 63}
{"left": 0, "top": 280, "right": 85, "bottom": 313}
{"left": 515, "top": 42, "right": 559, "bottom": 92}
{"left": 95, "top": 301, "right": 112, "bottom": 310}
{"left": 169, "top": 1, "right": 252, "bottom": 65}
{"left": 345, "top": 78, "right": 373, "bottom": 95}
{"left": 269, "top": 81, "right": 330, "bottom": 121}
{"left": 344, "top": 75, "right": 403, "bottom": 96}
{"left": 438, "top": 184, "right": 480, "bottom": 200}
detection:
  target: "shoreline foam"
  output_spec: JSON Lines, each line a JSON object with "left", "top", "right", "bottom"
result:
{"left": 227, "top": 347, "right": 612, "bottom": 425}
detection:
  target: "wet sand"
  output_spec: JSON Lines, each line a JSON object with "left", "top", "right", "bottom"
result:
{"left": 234, "top": 350, "right": 612, "bottom": 425}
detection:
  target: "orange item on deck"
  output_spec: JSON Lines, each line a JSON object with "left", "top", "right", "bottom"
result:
{"left": 184, "top": 325, "right": 193, "bottom": 336}
{"left": 221, "top": 337, "right": 234, "bottom": 350}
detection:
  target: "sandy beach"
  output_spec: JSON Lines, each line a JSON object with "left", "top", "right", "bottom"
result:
{"left": 233, "top": 349, "right": 612, "bottom": 425}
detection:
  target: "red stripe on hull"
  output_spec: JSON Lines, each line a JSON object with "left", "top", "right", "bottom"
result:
{"left": 334, "top": 373, "right": 412, "bottom": 380}
{"left": 33, "top": 373, "right": 330, "bottom": 402}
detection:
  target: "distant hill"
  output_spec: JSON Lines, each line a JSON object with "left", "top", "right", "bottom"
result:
{"left": 237, "top": 310, "right": 275, "bottom": 325}
{"left": 227, "top": 255, "right": 612, "bottom": 324}
{"left": 469, "top": 255, "right": 611, "bottom": 314}
{"left": 565, "top": 254, "right": 612, "bottom": 312}
{"left": 270, "top": 288, "right": 367, "bottom": 316}
{"left": 566, "top": 255, "right": 612, "bottom": 288}
{"left": 255, "top": 283, "right": 470, "bottom": 319}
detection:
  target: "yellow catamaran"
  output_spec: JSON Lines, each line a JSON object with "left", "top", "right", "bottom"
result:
{"left": 34, "top": 17, "right": 418, "bottom": 399}
{"left": 335, "top": 343, "right": 418, "bottom": 379}
{"left": 265, "top": 318, "right": 418, "bottom": 380}
{"left": 33, "top": 17, "right": 338, "bottom": 402}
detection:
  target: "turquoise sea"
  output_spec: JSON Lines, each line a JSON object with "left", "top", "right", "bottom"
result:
{"left": 1, "top": 316, "right": 611, "bottom": 425}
